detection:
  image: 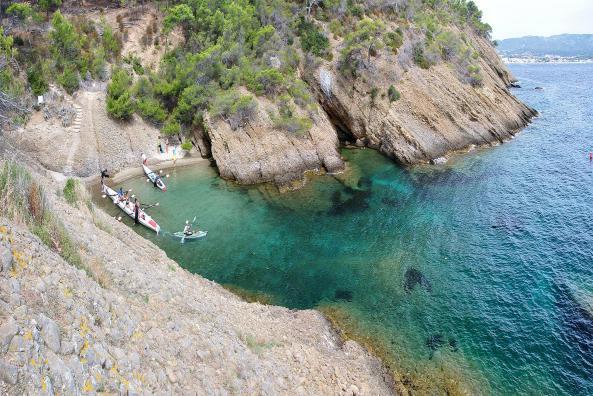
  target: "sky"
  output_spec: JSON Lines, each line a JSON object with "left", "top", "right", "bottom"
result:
{"left": 472, "top": 0, "right": 593, "bottom": 40}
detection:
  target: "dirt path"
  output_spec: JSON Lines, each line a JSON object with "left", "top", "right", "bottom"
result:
{"left": 62, "top": 102, "right": 82, "bottom": 175}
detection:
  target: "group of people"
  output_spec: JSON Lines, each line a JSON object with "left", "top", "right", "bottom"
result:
{"left": 117, "top": 188, "right": 142, "bottom": 224}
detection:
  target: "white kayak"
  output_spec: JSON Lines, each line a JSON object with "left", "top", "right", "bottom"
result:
{"left": 143, "top": 164, "right": 167, "bottom": 192}
{"left": 102, "top": 184, "right": 160, "bottom": 233}
{"left": 172, "top": 231, "right": 208, "bottom": 241}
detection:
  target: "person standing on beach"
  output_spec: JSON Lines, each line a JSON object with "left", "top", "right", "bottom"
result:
{"left": 142, "top": 153, "right": 147, "bottom": 165}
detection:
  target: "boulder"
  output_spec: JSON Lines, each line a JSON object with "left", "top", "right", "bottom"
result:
{"left": 38, "top": 314, "right": 61, "bottom": 353}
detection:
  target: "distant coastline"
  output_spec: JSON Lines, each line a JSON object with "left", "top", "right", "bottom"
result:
{"left": 503, "top": 56, "right": 593, "bottom": 64}
{"left": 497, "top": 33, "right": 593, "bottom": 64}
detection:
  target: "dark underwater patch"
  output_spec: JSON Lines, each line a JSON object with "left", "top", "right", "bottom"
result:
{"left": 554, "top": 281, "right": 593, "bottom": 355}
{"left": 327, "top": 182, "right": 372, "bottom": 216}
{"left": 425, "top": 334, "right": 459, "bottom": 359}
{"left": 381, "top": 197, "right": 399, "bottom": 207}
{"left": 426, "top": 334, "right": 445, "bottom": 351}
{"left": 404, "top": 268, "right": 432, "bottom": 294}
{"left": 491, "top": 214, "right": 524, "bottom": 234}
{"left": 448, "top": 338, "right": 459, "bottom": 352}
{"left": 334, "top": 289, "right": 353, "bottom": 302}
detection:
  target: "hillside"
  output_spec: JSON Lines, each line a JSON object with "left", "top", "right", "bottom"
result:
{"left": 497, "top": 34, "right": 593, "bottom": 58}
{"left": 1, "top": 0, "right": 535, "bottom": 190}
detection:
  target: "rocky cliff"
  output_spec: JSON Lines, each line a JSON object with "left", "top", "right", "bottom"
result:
{"left": 203, "top": 27, "right": 536, "bottom": 187}
{"left": 0, "top": 158, "right": 393, "bottom": 394}
{"left": 207, "top": 92, "right": 344, "bottom": 190}
{"left": 306, "top": 27, "right": 536, "bottom": 165}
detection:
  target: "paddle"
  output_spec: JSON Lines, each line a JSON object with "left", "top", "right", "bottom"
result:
{"left": 142, "top": 202, "right": 160, "bottom": 210}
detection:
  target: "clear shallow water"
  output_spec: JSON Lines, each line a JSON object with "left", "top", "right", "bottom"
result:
{"left": 99, "top": 64, "right": 593, "bottom": 394}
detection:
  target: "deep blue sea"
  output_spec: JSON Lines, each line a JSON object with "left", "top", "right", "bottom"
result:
{"left": 101, "top": 63, "right": 593, "bottom": 394}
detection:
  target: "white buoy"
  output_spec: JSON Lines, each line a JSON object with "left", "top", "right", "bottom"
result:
{"left": 146, "top": 178, "right": 150, "bottom": 182}
{"left": 101, "top": 194, "right": 107, "bottom": 198}
{"left": 166, "top": 174, "right": 170, "bottom": 178}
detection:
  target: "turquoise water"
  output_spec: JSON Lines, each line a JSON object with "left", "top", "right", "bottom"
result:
{"left": 99, "top": 64, "right": 593, "bottom": 394}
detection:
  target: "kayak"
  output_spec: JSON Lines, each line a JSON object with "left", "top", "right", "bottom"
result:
{"left": 172, "top": 231, "right": 208, "bottom": 241}
{"left": 102, "top": 184, "right": 160, "bottom": 233}
{"left": 143, "top": 164, "right": 166, "bottom": 192}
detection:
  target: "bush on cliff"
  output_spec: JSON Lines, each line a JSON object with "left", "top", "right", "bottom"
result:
{"left": 387, "top": 85, "right": 400, "bottom": 102}
{"left": 106, "top": 68, "right": 135, "bottom": 120}
{"left": 210, "top": 90, "right": 257, "bottom": 130}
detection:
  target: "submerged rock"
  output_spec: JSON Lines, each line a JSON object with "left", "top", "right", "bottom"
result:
{"left": 426, "top": 334, "right": 446, "bottom": 351}
{"left": 404, "top": 268, "right": 432, "bottom": 294}
{"left": 449, "top": 338, "right": 459, "bottom": 352}
{"left": 334, "top": 289, "right": 353, "bottom": 302}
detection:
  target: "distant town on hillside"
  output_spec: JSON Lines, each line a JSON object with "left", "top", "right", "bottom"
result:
{"left": 497, "top": 34, "right": 593, "bottom": 63}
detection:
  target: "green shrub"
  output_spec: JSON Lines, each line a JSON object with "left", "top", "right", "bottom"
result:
{"left": 137, "top": 97, "right": 168, "bottom": 124}
{"left": 107, "top": 67, "right": 131, "bottom": 98}
{"left": 413, "top": 44, "right": 430, "bottom": 69}
{"left": 106, "top": 91, "right": 135, "bottom": 120}
{"left": 106, "top": 68, "right": 134, "bottom": 119}
{"left": 340, "top": 18, "right": 385, "bottom": 77}
{"left": 298, "top": 18, "right": 330, "bottom": 57}
{"left": 273, "top": 114, "right": 312, "bottom": 136}
{"left": 387, "top": 85, "right": 400, "bottom": 102}
{"left": 163, "top": 118, "right": 181, "bottom": 135}
{"left": 210, "top": 90, "right": 257, "bottom": 130}
{"left": 91, "top": 48, "right": 107, "bottom": 80}
{"left": 58, "top": 65, "right": 79, "bottom": 94}
{"left": 247, "top": 69, "right": 285, "bottom": 96}
{"left": 124, "top": 54, "right": 144, "bottom": 75}
{"left": 39, "top": 0, "right": 62, "bottom": 18}
{"left": 102, "top": 23, "right": 121, "bottom": 59}
{"left": 63, "top": 178, "right": 77, "bottom": 205}
{"left": 49, "top": 11, "right": 80, "bottom": 64}
{"left": 7, "top": 3, "right": 33, "bottom": 20}
{"left": 466, "top": 64, "right": 483, "bottom": 87}
{"left": 27, "top": 64, "right": 48, "bottom": 96}
{"left": 329, "top": 20, "right": 344, "bottom": 37}
{"left": 180, "top": 140, "right": 193, "bottom": 151}
{"left": 384, "top": 30, "right": 403, "bottom": 53}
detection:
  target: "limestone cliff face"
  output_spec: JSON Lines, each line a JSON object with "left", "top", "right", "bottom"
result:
{"left": 206, "top": 27, "right": 535, "bottom": 187}
{"left": 307, "top": 28, "right": 537, "bottom": 165}
{"left": 206, "top": 94, "right": 344, "bottom": 190}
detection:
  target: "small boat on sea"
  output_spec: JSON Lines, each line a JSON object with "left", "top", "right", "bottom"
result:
{"left": 171, "top": 230, "right": 208, "bottom": 241}
{"left": 143, "top": 164, "right": 167, "bottom": 191}
{"left": 102, "top": 184, "right": 160, "bottom": 233}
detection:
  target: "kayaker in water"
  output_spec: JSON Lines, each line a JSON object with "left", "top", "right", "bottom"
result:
{"left": 183, "top": 220, "right": 193, "bottom": 236}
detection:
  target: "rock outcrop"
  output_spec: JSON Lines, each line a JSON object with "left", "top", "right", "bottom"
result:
{"left": 207, "top": 93, "right": 344, "bottom": 190}
{"left": 307, "top": 28, "right": 537, "bottom": 165}
{"left": 0, "top": 162, "right": 393, "bottom": 394}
